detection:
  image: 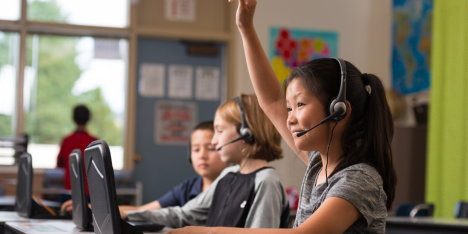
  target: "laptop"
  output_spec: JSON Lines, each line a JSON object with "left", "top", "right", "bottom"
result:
{"left": 69, "top": 149, "right": 93, "bottom": 231}
{"left": 84, "top": 140, "right": 164, "bottom": 234}
{"left": 14, "top": 153, "right": 72, "bottom": 219}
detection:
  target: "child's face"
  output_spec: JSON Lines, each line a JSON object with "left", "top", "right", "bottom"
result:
{"left": 190, "top": 130, "right": 227, "bottom": 180}
{"left": 286, "top": 79, "right": 330, "bottom": 151}
{"left": 212, "top": 113, "right": 248, "bottom": 165}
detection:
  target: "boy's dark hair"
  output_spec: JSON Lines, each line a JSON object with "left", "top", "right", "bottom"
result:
{"left": 193, "top": 120, "right": 214, "bottom": 132}
{"left": 73, "top": 104, "right": 91, "bottom": 126}
{"left": 284, "top": 58, "right": 397, "bottom": 210}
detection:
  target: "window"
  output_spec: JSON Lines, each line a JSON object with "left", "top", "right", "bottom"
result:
{"left": 0, "top": 32, "right": 19, "bottom": 138}
{"left": 0, "top": 0, "right": 130, "bottom": 169}
{"left": 0, "top": 31, "right": 19, "bottom": 165}
{"left": 0, "top": 0, "right": 20, "bottom": 21}
{"left": 27, "top": 0, "right": 129, "bottom": 28}
{"left": 24, "top": 35, "right": 127, "bottom": 169}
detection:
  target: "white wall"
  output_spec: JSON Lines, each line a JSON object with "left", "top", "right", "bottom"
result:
{"left": 231, "top": 0, "right": 393, "bottom": 189}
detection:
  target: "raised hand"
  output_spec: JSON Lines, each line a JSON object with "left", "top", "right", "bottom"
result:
{"left": 229, "top": 0, "right": 257, "bottom": 30}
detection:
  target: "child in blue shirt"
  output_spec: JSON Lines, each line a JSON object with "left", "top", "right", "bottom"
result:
{"left": 120, "top": 121, "right": 227, "bottom": 211}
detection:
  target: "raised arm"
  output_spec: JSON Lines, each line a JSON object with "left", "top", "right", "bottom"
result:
{"left": 230, "top": 0, "right": 309, "bottom": 164}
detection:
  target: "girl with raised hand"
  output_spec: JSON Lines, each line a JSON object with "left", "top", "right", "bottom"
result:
{"left": 167, "top": 0, "right": 396, "bottom": 233}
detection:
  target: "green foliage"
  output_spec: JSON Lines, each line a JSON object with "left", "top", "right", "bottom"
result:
{"left": 28, "top": 0, "right": 67, "bottom": 23}
{"left": 18, "top": 0, "right": 123, "bottom": 146}
{"left": 0, "top": 114, "right": 13, "bottom": 136}
{"left": 78, "top": 89, "right": 122, "bottom": 145}
{"left": 0, "top": 32, "right": 16, "bottom": 137}
{"left": 0, "top": 32, "right": 13, "bottom": 66}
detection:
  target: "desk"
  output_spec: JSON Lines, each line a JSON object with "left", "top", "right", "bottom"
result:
{"left": 0, "top": 211, "right": 29, "bottom": 225}
{"left": 4, "top": 220, "right": 172, "bottom": 234}
{"left": 0, "top": 211, "right": 31, "bottom": 234}
{"left": 386, "top": 217, "right": 468, "bottom": 234}
{"left": 0, "top": 196, "right": 61, "bottom": 210}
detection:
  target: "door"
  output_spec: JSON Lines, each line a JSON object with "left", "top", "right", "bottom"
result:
{"left": 134, "top": 38, "right": 226, "bottom": 204}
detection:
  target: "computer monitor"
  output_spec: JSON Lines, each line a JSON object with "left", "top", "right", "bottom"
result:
{"left": 15, "top": 153, "right": 71, "bottom": 219}
{"left": 14, "top": 153, "right": 33, "bottom": 217}
{"left": 69, "top": 149, "right": 93, "bottom": 231}
{"left": 84, "top": 140, "right": 164, "bottom": 234}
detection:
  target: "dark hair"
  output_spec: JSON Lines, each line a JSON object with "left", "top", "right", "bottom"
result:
{"left": 284, "top": 58, "right": 397, "bottom": 210}
{"left": 73, "top": 104, "right": 91, "bottom": 126}
{"left": 193, "top": 120, "right": 214, "bottom": 132}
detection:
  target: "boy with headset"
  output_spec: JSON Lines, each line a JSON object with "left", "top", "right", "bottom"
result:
{"left": 122, "top": 94, "right": 289, "bottom": 228}
{"left": 120, "top": 121, "right": 227, "bottom": 211}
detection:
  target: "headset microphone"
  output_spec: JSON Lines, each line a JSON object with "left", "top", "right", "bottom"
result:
{"left": 296, "top": 108, "right": 345, "bottom": 137}
{"left": 216, "top": 135, "right": 246, "bottom": 151}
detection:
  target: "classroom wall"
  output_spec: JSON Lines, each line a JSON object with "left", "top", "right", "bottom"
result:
{"left": 131, "top": 0, "right": 394, "bottom": 195}
{"left": 230, "top": 0, "right": 393, "bottom": 189}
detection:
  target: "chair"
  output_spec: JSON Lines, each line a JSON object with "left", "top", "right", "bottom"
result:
{"left": 69, "top": 149, "right": 93, "bottom": 231}
{"left": 455, "top": 201, "right": 468, "bottom": 218}
{"left": 395, "top": 203, "right": 434, "bottom": 217}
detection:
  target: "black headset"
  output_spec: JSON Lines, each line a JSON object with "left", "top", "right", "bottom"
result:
{"left": 297, "top": 58, "right": 348, "bottom": 137}
{"left": 214, "top": 96, "right": 254, "bottom": 151}
{"left": 189, "top": 97, "right": 254, "bottom": 162}
{"left": 234, "top": 96, "right": 254, "bottom": 143}
{"left": 328, "top": 58, "right": 348, "bottom": 121}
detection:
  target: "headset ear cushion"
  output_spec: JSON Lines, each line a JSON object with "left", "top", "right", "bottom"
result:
{"left": 240, "top": 128, "right": 254, "bottom": 143}
{"left": 329, "top": 97, "right": 337, "bottom": 116}
{"left": 329, "top": 97, "right": 347, "bottom": 121}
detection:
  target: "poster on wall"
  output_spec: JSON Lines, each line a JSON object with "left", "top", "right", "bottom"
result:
{"left": 165, "top": 0, "right": 196, "bottom": 22}
{"left": 168, "top": 64, "right": 193, "bottom": 99}
{"left": 155, "top": 101, "right": 197, "bottom": 145}
{"left": 392, "top": 0, "right": 432, "bottom": 94}
{"left": 195, "top": 66, "right": 220, "bottom": 101}
{"left": 139, "top": 63, "right": 165, "bottom": 97}
{"left": 269, "top": 27, "right": 338, "bottom": 87}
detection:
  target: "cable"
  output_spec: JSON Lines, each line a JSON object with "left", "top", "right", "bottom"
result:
{"left": 325, "top": 120, "right": 339, "bottom": 187}
{"left": 238, "top": 145, "right": 253, "bottom": 174}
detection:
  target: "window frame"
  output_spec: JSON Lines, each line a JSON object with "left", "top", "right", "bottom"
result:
{"left": 0, "top": 0, "right": 235, "bottom": 170}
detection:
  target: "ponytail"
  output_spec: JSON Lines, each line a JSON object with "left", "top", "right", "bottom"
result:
{"left": 336, "top": 73, "right": 396, "bottom": 210}
{"left": 360, "top": 73, "right": 396, "bottom": 210}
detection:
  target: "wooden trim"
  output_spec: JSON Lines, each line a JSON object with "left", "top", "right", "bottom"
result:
{"left": 123, "top": 1, "right": 139, "bottom": 170}
{"left": 0, "top": 20, "right": 20, "bottom": 32}
{"left": 135, "top": 27, "right": 231, "bottom": 42}
{"left": 15, "top": 0, "right": 27, "bottom": 136}
{"left": 26, "top": 21, "right": 130, "bottom": 38}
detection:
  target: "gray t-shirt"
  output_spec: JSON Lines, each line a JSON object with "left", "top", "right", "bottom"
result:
{"left": 294, "top": 152, "right": 387, "bottom": 233}
{"left": 126, "top": 165, "right": 289, "bottom": 228}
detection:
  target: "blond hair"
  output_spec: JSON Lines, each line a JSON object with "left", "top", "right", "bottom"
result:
{"left": 216, "top": 94, "right": 283, "bottom": 162}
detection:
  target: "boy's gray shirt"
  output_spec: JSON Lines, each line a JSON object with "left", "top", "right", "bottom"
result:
{"left": 126, "top": 165, "right": 288, "bottom": 228}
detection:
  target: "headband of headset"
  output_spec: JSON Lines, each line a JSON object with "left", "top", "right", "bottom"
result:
{"left": 234, "top": 96, "right": 254, "bottom": 143}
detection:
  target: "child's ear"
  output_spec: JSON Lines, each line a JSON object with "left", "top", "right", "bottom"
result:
{"left": 344, "top": 101, "right": 352, "bottom": 119}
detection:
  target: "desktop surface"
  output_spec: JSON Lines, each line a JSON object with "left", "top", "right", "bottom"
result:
{"left": 4, "top": 220, "right": 172, "bottom": 234}
{"left": 387, "top": 216, "right": 468, "bottom": 234}
{"left": 0, "top": 211, "right": 30, "bottom": 225}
